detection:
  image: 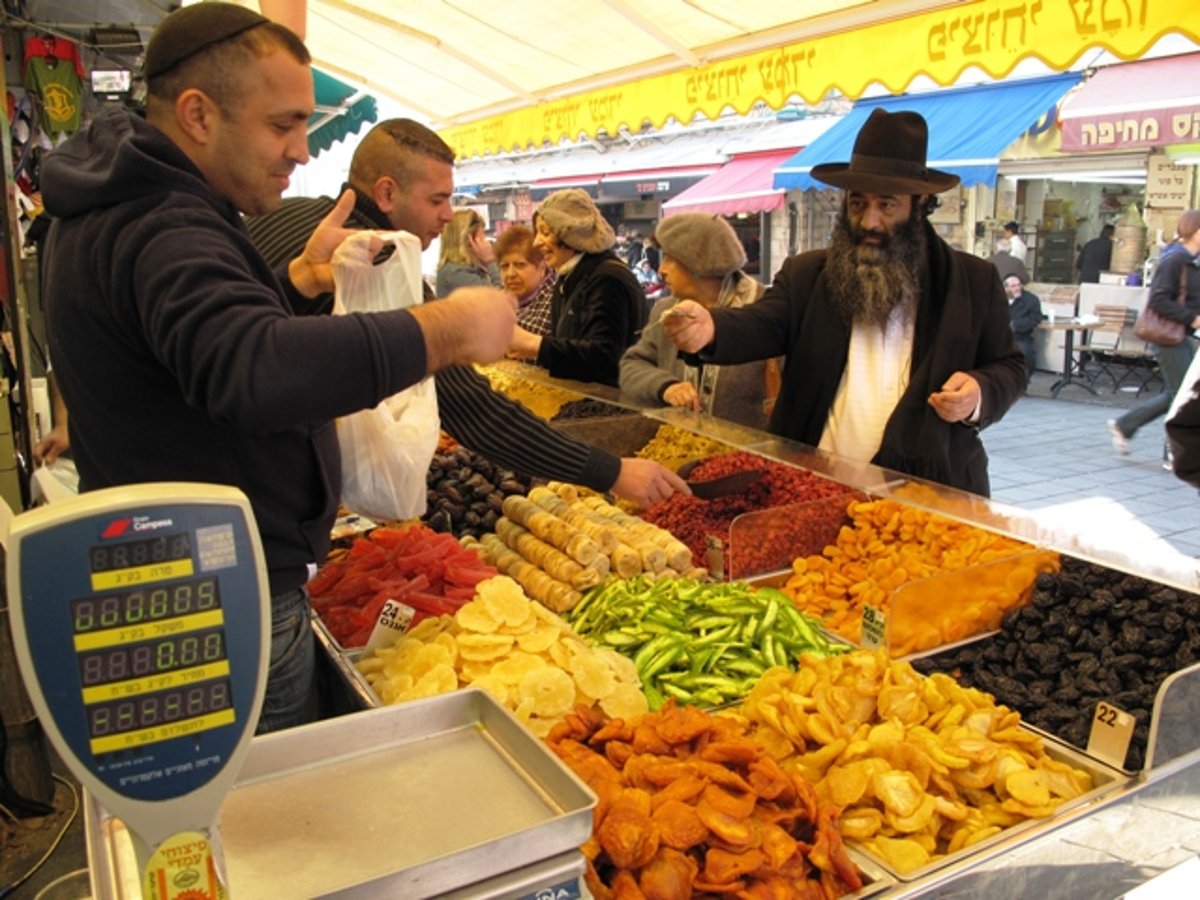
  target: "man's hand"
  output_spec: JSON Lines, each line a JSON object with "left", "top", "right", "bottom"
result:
{"left": 34, "top": 424, "right": 69, "bottom": 466}
{"left": 611, "top": 458, "right": 691, "bottom": 509}
{"left": 468, "top": 229, "right": 496, "bottom": 266}
{"left": 288, "top": 190, "right": 380, "bottom": 298}
{"left": 662, "top": 381, "right": 701, "bottom": 412}
{"left": 662, "top": 300, "right": 715, "bottom": 353}
{"left": 509, "top": 324, "right": 542, "bottom": 361}
{"left": 411, "top": 286, "right": 517, "bottom": 372}
{"left": 928, "top": 371, "right": 981, "bottom": 423}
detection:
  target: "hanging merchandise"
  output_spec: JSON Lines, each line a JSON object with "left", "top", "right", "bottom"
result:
{"left": 24, "top": 34, "right": 84, "bottom": 136}
{"left": 23, "top": 35, "right": 85, "bottom": 77}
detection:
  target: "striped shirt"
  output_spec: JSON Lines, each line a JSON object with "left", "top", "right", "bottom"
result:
{"left": 517, "top": 272, "right": 556, "bottom": 336}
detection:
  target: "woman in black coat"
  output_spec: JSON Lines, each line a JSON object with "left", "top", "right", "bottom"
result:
{"left": 508, "top": 189, "right": 646, "bottom": 386}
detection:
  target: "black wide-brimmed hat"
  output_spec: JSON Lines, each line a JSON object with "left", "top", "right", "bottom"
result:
{"left": 811, "top": 108, "right": 960, "bottom": 195}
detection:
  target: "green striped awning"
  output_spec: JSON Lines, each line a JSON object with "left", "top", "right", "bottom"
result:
{"left": 308, "top": 68, "right": 377, "bottom": 157}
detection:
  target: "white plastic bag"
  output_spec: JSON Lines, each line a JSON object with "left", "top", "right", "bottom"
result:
{"left": 332, "top": 230, "right": 438, "bottom": 520}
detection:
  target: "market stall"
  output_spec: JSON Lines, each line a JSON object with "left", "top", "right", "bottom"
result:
{"left": 149, "top": 361, "right": 1199, "bottom": 899}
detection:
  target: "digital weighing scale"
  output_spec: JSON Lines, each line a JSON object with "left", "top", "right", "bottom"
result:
{"left": 8, "top": 483, "right": 269, "bottom": 900}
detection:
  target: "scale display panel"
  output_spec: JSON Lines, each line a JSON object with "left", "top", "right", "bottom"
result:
{"left": 9, "top": 484, "right": 269, "bottom": 856}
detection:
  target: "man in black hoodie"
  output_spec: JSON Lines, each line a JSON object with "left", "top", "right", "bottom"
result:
{"left": 39, "top": 3, "right": 515, "bottom": 731}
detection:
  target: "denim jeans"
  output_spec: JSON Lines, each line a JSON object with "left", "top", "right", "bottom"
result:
{"left": 254, "top": 587, "right": 319, "bottom": 734}
{"left": 1115, "top": 337, "right": 1198, "bottom": 439}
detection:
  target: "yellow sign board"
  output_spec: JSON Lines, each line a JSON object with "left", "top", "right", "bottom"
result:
{"left": 440, "top": 0, "right": 1200, "bottom": 159}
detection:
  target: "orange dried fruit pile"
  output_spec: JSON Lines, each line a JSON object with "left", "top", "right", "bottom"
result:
{"left": 780, "top": 494, "right": 1047, "bottom": 646}
{"left": 548, "top": 702, "right": 863, "bottom": 899}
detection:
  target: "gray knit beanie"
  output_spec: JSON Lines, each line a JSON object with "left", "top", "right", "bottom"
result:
{"left": 536, "top": 189, "right": 615, "bottom": 254}
{"left": 655, "top": 214, "right": 746, "bottom": 278}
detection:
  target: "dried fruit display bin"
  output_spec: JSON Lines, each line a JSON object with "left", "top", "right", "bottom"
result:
{"left": 861, "top": 736, "right": 1125, "bottom": 882}
{"left": 311, "top": 612, "right": 376, "bottom": 713}
{"left": 85, "top": 689, "right": 596, "bottom": 898}
{"left": 909, "top": 555, "right": 1200, "bottom": 774}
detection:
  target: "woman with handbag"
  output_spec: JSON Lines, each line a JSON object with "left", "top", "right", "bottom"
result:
{"left": 1109, "top": 210, "right": 1200, "bottom": 454}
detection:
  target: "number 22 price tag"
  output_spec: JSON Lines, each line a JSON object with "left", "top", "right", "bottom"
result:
{"left": 1086, "top": 700, "right": 1135, "bottom": 769}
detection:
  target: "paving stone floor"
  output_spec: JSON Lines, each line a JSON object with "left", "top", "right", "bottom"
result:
{"left": 984, "top": 370, "right": 1200, "bottom": 567}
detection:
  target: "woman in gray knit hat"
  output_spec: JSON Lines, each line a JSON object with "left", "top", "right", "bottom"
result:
{"left": 509, "top": 189, "right": 647, "bottom": 386}
{"left": 620, "top": 213, "right": 774, "bottom": 428}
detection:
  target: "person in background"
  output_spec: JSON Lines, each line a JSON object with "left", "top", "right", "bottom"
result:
{"left": 987, "top": 243, "right": 1030, "bottom": 287}
{"left": 33, "top": 372, "right": 69, "bottom": 464}
{"left": 620, "top": 213, "right": 771, "bottom": 429}
{"left": 1108, "top": 210, "right": 1200, "bottom": 455}
{"left": 39, "top": 4, "right": 515, "bottom": 732}
{"left": 495, "top": 224, "right": 555, "bottom": 336}
{"left": 436, "top": 208, "right": 501, "bottom": 296}
{"left": 1078, "top": 223, "right": 1115, "bottom": 283}
{"left": 623, "top": 229, "right": 643, "bottom": 268}
{"left": 634, "top": 257, "right": 664, "bottom": 299}
{"left": 509, "top": 189, "right": 647, "bottom": 386}
{"left": 664, "top": 109, "right": 1026, "bottom": 496}
{"left": 1003, "top": 273, "right": 1042, "bottom": 382}
{"left": 1003, "top": 221, "right": 1027, "bottom": 264}
{"left": 642, "top": 234, "right": 661, "bottom": 271}
{"left": 246, "top": 120, "right": 686, "bottom": 508}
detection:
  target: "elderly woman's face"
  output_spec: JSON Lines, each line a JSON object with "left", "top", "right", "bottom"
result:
{"left": 500, "top": 246, "right": 546, "bottom": 300}
{"left": 660, "top": 255, "right": 700, "bottom": 300}
{"left": 533, "top": 219, "right": 575, "bottom": 271}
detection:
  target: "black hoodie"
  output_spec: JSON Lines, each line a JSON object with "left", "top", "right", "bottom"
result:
{"left": 42, "top": 108, "right": 428, "bottom": 593}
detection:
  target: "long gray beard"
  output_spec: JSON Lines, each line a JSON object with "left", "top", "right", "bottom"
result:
{"left": 825, "top": 210, "right": 927, "bottom": 328}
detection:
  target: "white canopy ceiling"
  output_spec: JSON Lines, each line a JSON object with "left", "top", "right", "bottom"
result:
{"left": 241, "top": 0, "right": 951, "bottom": 129}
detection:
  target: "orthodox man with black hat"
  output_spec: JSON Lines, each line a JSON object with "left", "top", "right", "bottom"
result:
{"left": 665, "top": 109, "right": 1027, "bottom": 496}
{"left": 39, "top": 2, "right": 515, "bottom": 732}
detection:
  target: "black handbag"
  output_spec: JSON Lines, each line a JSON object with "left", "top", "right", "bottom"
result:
{"left": 1134, "top": 262, "right": 1188, "bottom": 346}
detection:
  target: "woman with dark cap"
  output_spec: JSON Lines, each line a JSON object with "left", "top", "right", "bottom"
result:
{"left": 620, "top": 213, "right": 773, "bottom": 428}
{"left": 509, "top": 189, "right": 646, "bottom": 386}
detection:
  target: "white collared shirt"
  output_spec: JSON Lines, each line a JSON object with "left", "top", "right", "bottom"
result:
{"left": 818, "top": 306, "right": 915, "bottom": 462}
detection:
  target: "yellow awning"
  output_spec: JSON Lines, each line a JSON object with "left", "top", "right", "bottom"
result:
{"left": 440, "top": 0, "right": 1200, "bottom": 159}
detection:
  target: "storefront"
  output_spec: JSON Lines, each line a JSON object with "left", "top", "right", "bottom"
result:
{"left": 663, "top": 145, "right": 815, "bottom": 278}
{"left": 772, "top": 73, "right": 1084, "bottom": 260}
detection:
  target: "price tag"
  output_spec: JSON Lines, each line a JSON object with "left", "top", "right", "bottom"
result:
{"left": 860, "top": 605, "right": 886, "bottom": 649}
{"left": 1086, "top": 700, "right": 1135, "bottom": 769}
{"left": 705, "top": 535, "right": 725, "bottom": 580}
{"left": 364, "top": 599, "right": 415, "bottom": 652}
{"left": 521, "top": 878, "right": 582, "bottom": 900}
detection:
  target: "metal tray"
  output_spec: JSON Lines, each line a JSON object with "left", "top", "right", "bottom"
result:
{"left": 851, "top": 730, "right": 1129, "bottom": 883}
{"left": 312, "top": 613, "right": 377, "bottom": 711}
{"left": 86, "top": 689, "right": 596, "bottom": 898}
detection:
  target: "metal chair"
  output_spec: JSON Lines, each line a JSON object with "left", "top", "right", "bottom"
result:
{"left": 1077, "top": 304, "right": 1162, "bottom": 396}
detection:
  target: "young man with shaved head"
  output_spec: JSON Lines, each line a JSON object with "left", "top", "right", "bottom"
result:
{"left": 247, "top": 119, "right": 688, "bottom": 509}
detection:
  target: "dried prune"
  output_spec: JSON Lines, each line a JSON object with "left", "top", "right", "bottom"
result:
{"left": 915, "top": 555, "right": 1200, "bottom": 770}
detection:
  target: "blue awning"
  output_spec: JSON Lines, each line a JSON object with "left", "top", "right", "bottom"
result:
{"left": 773, "top": 73, "right": 1081, "bottom": 191}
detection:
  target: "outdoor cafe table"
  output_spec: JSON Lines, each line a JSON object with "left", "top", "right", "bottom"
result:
{"left": 1039, "top": 318, "right": 1098, "bottom": 398}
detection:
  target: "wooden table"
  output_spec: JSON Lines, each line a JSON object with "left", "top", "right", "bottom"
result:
{"left": 1038, "top": 319, "right": 1097, "bottom": 398}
